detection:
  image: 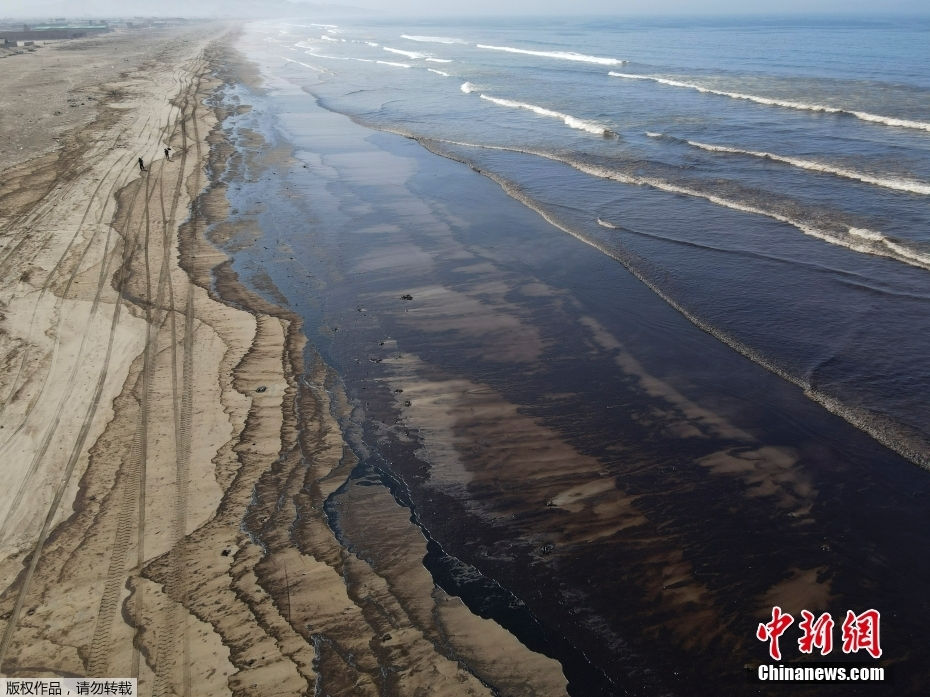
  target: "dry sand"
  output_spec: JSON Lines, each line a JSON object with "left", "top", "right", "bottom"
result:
{"left": 0, "top": 24, "right": 566, "bottom": 696}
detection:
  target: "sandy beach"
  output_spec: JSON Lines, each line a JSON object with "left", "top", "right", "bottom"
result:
{"left": 0, "top": 23, "right": 565, "bottom": 696}
{"left": 5, "top": 14, "right": 930, "bottom": 697}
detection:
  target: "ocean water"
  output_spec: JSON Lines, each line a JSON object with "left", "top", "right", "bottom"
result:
{"left": 249, "top": 15, "right": 930, "bottom": 467}
{"left": 222, "top": 16, "right": 930, "bottom": 696}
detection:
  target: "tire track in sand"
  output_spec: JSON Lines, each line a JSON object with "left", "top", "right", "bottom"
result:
{"left": 0, "top": 54, "right": 206, "bottom": 674}
{"left": 149, "top": 61, "right": 205, "bottom": 697}
{"left": 85, "top": 60, "right": 204, "bottom": 684}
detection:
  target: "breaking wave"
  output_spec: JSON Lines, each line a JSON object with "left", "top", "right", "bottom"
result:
{"left": 429, "top": 68, "right": 451, "bottom": 77}
{"left": 383, "top": 46, "right": 427, "bottom": 59}
{"left": 401, "top": 34, "right": 467, "bottom": 44}
{"left": 304, "top": 50, "right": 373, "bottom": 63}
{"left": 460, "top": 81, "right": 477, "bottom": 93}
{"left": 410, "top": 136, "right": 930, "bottom": 469}
{"left": 477, "top": 95, "right": 613, "bottom": 136}
{"left": 477, "top": 44, "right": 625, "bottom": 66}
{"left": 428, "top": 137, "right": 930, "bottom": 271}
{"left": 848, "top": 227, "right": 884, "bottom": 241}
{"left": 376, "top": 60, "right": 413, "bottom": 69}
{"left": 280, "top": 56, "right": 326, "bottom": 73}
{"left": 659, "top": 135, "right": 930, "bottom": 195}
{"left": 610, "top": 72, "right": 930, "bottom": 133}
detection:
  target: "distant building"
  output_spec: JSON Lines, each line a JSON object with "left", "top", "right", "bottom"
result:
{"left": 30, "top": 24, "right": 109, "bottom": 33}
{"left": 0, "top": 24, "right": 110, "bottom": 45}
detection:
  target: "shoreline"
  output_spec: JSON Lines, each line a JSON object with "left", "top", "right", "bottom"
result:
{"left": 4, "top": 16, "right": 928, "bottom": 696}
{"left": 0, "top": 22, "right": 299, "bottom": 687}
{"left": 0, "top": 25, "right": 570, "bottom": 696}
{"left": 218, "top": 23, "right": 930, "bottom": 695}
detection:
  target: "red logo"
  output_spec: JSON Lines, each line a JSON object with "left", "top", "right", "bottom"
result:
{"left": 841, "top": 609, "right": 882, "bottom": 659}
{"left": 798, "top": 610, "right": 834, "bottom": 656}
{"left": 757, "top": 606, "right": 794, "bottom": 660}
{"left": 757, "top": 608, "right": 881, "bottom": 659}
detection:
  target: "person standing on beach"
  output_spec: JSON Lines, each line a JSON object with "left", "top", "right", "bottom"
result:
{"left": 164, "top": 147, "right": 171, "bottom": 161}
{"left": 138, "top": 156, "right": 146, "bottom": 172}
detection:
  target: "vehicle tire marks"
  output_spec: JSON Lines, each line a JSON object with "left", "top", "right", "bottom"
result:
{"left": 0, "top": 57, "right": 200, "bottom": 672}
{"left": 0, "top": 109, "right": 156, "bottom": 453}
{"left": 150, "top": 64, "right": 204, "bottom": 697}
{"left": 86, "top": 62, "right": 203, "bottom": 683}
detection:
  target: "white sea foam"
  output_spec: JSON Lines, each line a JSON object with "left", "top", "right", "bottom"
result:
{"left": 304, "top": 50, "right": 374, "bottom": 63}
{"left": 288, "top": 23, "right": 338, "bottom": 29}
{"left": 477, "top": 44, "right": 625, "bottom": 66}
{"left": 588, "top": 168, "right": 930, "bottom": 268}
{"left": 320, "top": 35, "right": 339, "bottom": 42}
{"left": 428, "top": 69, "right": 451, "bottom": 77}
{"left": 377, "top": 60, "right": 412, "bottom": 69}
{"left": 401, "top": 34, "right": 467, "bottom": 44}
{"left": 883, "top": 239, "right": 930, "bottom": 264}
{"left": 426, "top": 57, "right": 453, "bottom": 63}
{"left": 584, "top": 165, "right": 930, "bottom": 270}
{"left": 414, "top": 135, "right": 930, "bottom": 470}
{"left": 365, "top": 41, "right": 380, "bottom": 47}
{"left": 478, "top": 95, "right": 611, "bottom": 135}
{"left": 383, "top": 46, "right": 427, "bottom": 59}
{"left": 610, "top": 72, "right": 930, "bottom": 133}
{"left": 428, "top": 136, "right": 930, "bottom": 271}
{"left": 679, "top": 138, "right": 930, "bottom": 195}
{"left": 848, "top": 227, "right": 884, "bottom": 241}
{"left": 280, "top": 56, "right": 326, "bottom": 73}
{"left": 460, "top": 81, "right": 477, "bottom": 93}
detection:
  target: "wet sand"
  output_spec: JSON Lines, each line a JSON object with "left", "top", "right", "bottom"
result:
{"left": 212, "top": 47, "right": 930, "bottom": 696}
{"left": 4, "top": 20, "right": 930, "bottom": 697}
{"left": 0, "top": 25, "right": 567, "bottom": 696}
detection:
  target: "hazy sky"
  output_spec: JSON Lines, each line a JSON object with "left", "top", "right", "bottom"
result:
{"left": 2, "top": 0, "right": 928, "bottom": 18}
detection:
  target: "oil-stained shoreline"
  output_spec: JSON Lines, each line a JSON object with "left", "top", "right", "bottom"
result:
{"left": 0, "top": 27, "right": 567, "bottom": 696}
{"left": 179, "top": 38, "right": 571, "bottom": 697}
{"left": 4, "top": 21, "right": 930, "bottom": 697}
{"left": 218, "top": 30, "right": 930, "bottom": 696}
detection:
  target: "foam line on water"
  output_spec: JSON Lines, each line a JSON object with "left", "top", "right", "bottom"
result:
{"left": 280, "top": 56, "right": 326, "bottom": 73}
{"left": 402, "top": 134, "right": 930, "bottom": 470}
{"left": 477, "top": 44, "right": 625, "bottom": 66}
{"left": 610, "top": 72, "right": 930, "bottom": 133}
{"left": 383, "top": 46, "right": 427, "bottom": 59}
{"left": 428, "top": 136, "right": 930, "bottom": 271}
{"left": 377, "top": 60, "right": 412, "bottom": 69}
{"left": 429, "top": 69, "right": 451, "bottom": 77}
{"left": 655, "top": 134, "right": 930, "bottom": 195}
{"left": 401, "top": 34, "right": 467, "bottom": 44}
{"left": 304, "top": 50, "right": 374, "bottom": 63}
{"left": 477, "top": 94, "right": 612, "bottom": 136}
